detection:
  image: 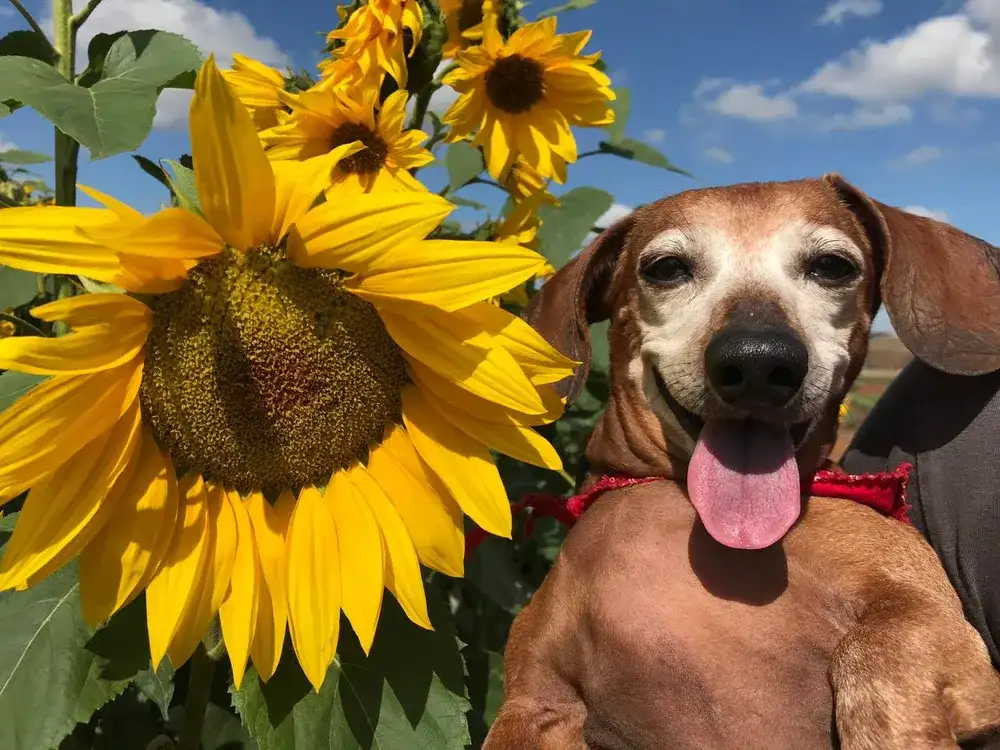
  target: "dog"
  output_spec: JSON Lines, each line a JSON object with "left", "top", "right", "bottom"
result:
{"left": 484, "top": 174, "right": 1000, "bottom": 749}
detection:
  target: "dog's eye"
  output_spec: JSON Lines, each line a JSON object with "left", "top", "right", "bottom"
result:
{"left": 641, "top": 256, "right": 692, "bottom": 285}
{"left": 807, "top": 254, "right": 858, "bottom": 284}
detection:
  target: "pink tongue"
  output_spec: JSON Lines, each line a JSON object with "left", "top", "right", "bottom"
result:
{"left": 687, "top": 420, "right": 801, "bottom": 550}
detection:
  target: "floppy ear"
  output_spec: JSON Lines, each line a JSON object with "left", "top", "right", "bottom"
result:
{"left": 825, "top": 173, "right": 1000, "bottom": 376}
{"left": 524, "top": 217, "right": 632, "bottom": 403}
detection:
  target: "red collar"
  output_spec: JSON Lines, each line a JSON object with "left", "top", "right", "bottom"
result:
{"left": 465, "top": 463, "right": 913, "bottom": 557}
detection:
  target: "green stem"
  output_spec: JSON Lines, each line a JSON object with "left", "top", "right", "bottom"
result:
{"left": 7, "top": 0, "right": 54, "bottom": 53}
{"left": 0, "top": 312, "right": 47, "bottom": 338}
{"left": 406, "top": 83, "right": 436, "bottom": 134}
{"left": 178, "top": 645, "right": 216, "bottom": 750}
{"left": 577, "top": 149, "right": 604, "bottom": 159}
{"left": 558, "top": 469, "right": 575, "bottom": 487}
{"left": 52, "top": 0, "right": 78, "bottom": 207}
{"left": 70, "top": 0, "right": 103, "bottom": 29}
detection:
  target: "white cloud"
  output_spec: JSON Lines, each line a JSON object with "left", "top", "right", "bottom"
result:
{"left": 644, "top": 128, "right": 667, "bottom": 143}
{"left": 817, "top": 103, "right": 913, "bottom": 130}
{"left": 56, "top": 0, "right": 287, "bottom": 129}
{"left": 818, "top": 0, "right": 883, "bottom": 26}
{"left": 0, "top": 135, "right": 19, "bottom": 152}
{"left": 899, "top": 145, "right": 944, "bottom": 165}
{"left": 709, "top": 83, "right": 798, "bottom": 121}
{"left": 902, "top": 205, "right": 949, "bottom": 221}
{"left": 704, "top": 146, "right": 733, "bottom": 163}
{"left": 598, "top": 203, "right": 633, "bottom": 227}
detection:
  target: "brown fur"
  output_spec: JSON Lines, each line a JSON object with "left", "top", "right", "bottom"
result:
{"left": 484, "top": 175, "right": 1000, "bottom": 749}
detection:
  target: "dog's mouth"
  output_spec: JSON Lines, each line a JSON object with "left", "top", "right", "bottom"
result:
{"left": 655, "top": 371, "right": 812, "bottom": 551}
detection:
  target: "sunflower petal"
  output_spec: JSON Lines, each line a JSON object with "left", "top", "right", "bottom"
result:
{"left": 379, "top": 305, "right": 545, "bottom": 415}
{"left": 247, "top": 490, "right": 294, "bottom": 682}
{"left": 166, "top": 481, "right": 238, "bottom": 667}
{"left": 346, "top": 239, "right": 550, "bottom": 311}
{"left": 146, "top": 475, "right": 211, "bottom": 669}
{"left": 220, "top": 491, "right": 260, "bottom": 689}
{"left": 0, "top": 206, "right": 122, "bottom": 281}
{"left": 327, "top": 470, "right": 384, "bottom": 654}
{"left": 348, "top": 464, "right": 430, "bottom": 630}
{"left": 0, "top": 400, "right": 142, "bottom": 590}
{"left": 291, "top": 192, "right": 454, "bottom": 272}
{"left": 78, "top": 429, "right": 179, "bottom": 626}
{"left": 403, "top": 386, "right": 512, "bottom": 538}
{"left": 0, "top": 294, "right": 151, "bottom": 375}
{"left": 271, "top": 144, "right": 365, "bottom": 241}
{"left": 78, "top": 185, "right": 144, "bottom": 224}
{"left": 368, "top": 425, "right": 465, "bottom": 578}
{"left": 286, "top": 486, "right": 341, "bottom": 692}
{"left": 0, "top": 360, "right": 141, "bottom": 504}
{"left": 192, "top": 55, "right": 276, "bottom": 249}
{"left": 82, "top": 208, "right": 224, "bottom": 260}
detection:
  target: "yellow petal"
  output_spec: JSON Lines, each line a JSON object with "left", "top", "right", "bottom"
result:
{"left": 192, "top": 55, "right": 276, "bottom": 249}
{"left": 368, "top": 426, "right": 465, "bottom": 578}
{"left": 403, "top": 386, "right": 512, "bottom": 538}
{"left": 0, "top": 360, "right": 141, "bottom": 504}
{"left": 271, "top": 144, "right": 364, "bottom": 242}
{"left": 0, "top": 294, "right": 151, "bottom": 375}
{"left": 219, "top": 490, "right": 260, "bottom": 689}
{"left": 82, "top": 208, "right": 224, "bottom": 260}
{"left": 146, "top": 475, "right": 211, "bottom": 669}
{"left": 346, "top": 240, "right": 550, "bottom": 312}
{"left": 78, "top": 184, "right": 143, "bottom": 224}
{"left": 286, "top": 486, "right": 341, "bottom": 692}
{"left": 0, "top": 205, "right": 122, "bottom": 281}
{"left": 378, "top": 305, "right": 545, "bottom": 415}
{"left": 327, "top": 470, "right": 384, "bottom": 654}
{"left": 291, "top": 192, "right": 454, "bottom": 272}
{"left": 167, "top": 481, "right": 238, "bottom": 667}
{"left": 247, "top": 490, "right": 294, "bottom": 682}
{"left": 78, "top": 429, "right": 179, "bottom": 626}
{"left": 348, "top": 464, "right": 431, "bottom": 630}
{"left": 0, "top": 400, "right": 142, "bottom": 589}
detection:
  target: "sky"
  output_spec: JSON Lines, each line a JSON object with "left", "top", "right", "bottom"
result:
{"left": 4, "top": 0, "right": 1000, "bottom": 332}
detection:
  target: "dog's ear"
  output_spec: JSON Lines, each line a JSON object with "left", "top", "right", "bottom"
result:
{"left": 825, "top": 173, "right": 1000, "bottom": 375}
{"left": 524, "top": 217, "right": 632, "bottom": 403}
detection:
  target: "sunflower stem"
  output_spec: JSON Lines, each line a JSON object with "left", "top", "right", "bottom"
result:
{"left": 52, "top": 0, "right": 79, "bottom": 207}
{"left": 558, "top": 468, "right": 575, "bottom": 487}
{"left": 7, "top": 0, "right": 55, "bottom": 55}
{"left": 406, "top": 83, "right": 436, "bottom": 134}
{"left": 0, "top": 312, "right": 47, "bottom": 338}
{"left": 577, "top": 149, "right": 604, "bottom": 159}
{"left": 178, "top": 644, "right": 216, "bottom": 750}
{"left": 70, "top": 0, "right": 104, "bottom": 30}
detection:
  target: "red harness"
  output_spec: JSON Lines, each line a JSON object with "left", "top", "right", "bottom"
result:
{"left": 465, "top": 463, "right": 913, "bottom": 557}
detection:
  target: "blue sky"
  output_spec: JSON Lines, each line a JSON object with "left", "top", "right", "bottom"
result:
{"left": 4, "top": 0, "right": 1000, "bottom": 332}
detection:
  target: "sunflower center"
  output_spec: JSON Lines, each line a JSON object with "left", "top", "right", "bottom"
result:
{"left": 458, "top": 0, "right": 484, "bottom": 31}
{"left": 485, "top": 54, "right": 545, "bottom": 114}
{"left": 140, "top": 244, "right": 408, "bottom": 495}
{"left": 331, "top": 122, "right": 389, "bottom": 175}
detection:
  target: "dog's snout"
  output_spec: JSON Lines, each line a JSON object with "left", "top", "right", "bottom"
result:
{"left": 705, "top": 328, "right": 808, "bottom": 408}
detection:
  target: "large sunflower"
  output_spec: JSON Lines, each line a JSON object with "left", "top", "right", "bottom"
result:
{"left": 323, "top": 0, "right": 422, "bottom": 89}
{"left": 442, "top": 17, "right": 615, "bottom": 182}
{"left": 0, "top": 56, "right": 573, "bottom": 692}
{"left": 262, "top": 86, "right": 432, "bottom": 198}
{"left": 221, "top": 54, "right": 289, "bottom": 132}
{"left": 441, "top": 0, "right": 485, "bottom": 59}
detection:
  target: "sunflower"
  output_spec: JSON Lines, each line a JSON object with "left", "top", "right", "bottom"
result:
{"left": 323, "top": 0, "right": 423, "bottom": 89}
{"left": 504, "top": 155, "right": 561, "bottom": 201}
{"left": 0, "top": 56, "right": 573, "bottom": 693}
{"left": 262, "top": 85, "right": 432, "bottom": 198}
{"left": 441, "top": 0, "right": 485, "bottom": 59}
{"left": 493, "top": 189, "right": 558, "bottom": 306}
{"left": 221, "top": 54, "right": 289, "bottom": 132}
{"left": 443, "top": 17, "right": 615, "bottom": 182}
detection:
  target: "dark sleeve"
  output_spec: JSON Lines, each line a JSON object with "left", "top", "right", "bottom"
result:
{"left": 841, "top": 360, "right": 1000, "bottom": 668}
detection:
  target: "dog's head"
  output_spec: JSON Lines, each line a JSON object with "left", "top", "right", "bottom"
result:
{"left": 527, "top": 174, "right": 1000, "bottom": 549}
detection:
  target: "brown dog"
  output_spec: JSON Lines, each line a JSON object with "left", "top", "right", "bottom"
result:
{"left": 484, "top": 175, "right": 1000, "bottom": 749}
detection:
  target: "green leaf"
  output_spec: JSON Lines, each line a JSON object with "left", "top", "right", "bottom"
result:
{"left": 604, "top": 87, "right": 630, "bottom": 144}
{"left": 0, "top": 564, "right": 131, "bottom": 750}
{"left": 169, "top": 704, "right": 252, "bottom": 749}
{"left": 589, "top": 320, "right": 610, "bottom": 372}
{"left": 163, "top": 159, "right": 201, "bottom": 213}
{"left": 0, "top": 511, "right": 17, "bottom": 547}
{"left": 536, "top": 186, "right": 614, "bottom": 268}
{"left": 446, "top": 141, "right": 484, "bottom": 192}
{"left": 0, "top": 149, "right": 52, "bottom": 165}
{"left": 0, "top": 32, "right": 202, "bottom": 160}
{"left": 599, "top": 139, "right": 692, "bottom": 177}
{"left": 233, "top": 590, "right": 471, "bottom": 749}
{"left": 536, "top": 0, "right": 599, "bottom": 18}
{"left": 132, "top": 153, "right": 172, "bottom": 192}
{"left": 450, "top": 196, "right": 486, "bottom": 210}
{"left": 0, "top": 265, "right": 39, "bottom": 308}
{"left": 135, "top": 662, "right": 175, "bottom": 722}
{"left": 466, "top": 536, "right": 530, "bottom": 611}
{"left": 0, "top": 370, "right": 45, "bottom": 412}
{"left": 78, "top": 276, "right": 126, "bottom": 295}
{"left": 0, "top": 30, "right": 56, "bottom": 65}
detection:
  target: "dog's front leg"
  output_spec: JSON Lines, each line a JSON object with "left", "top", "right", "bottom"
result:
{"left": 830, "top": 592, "right": 1000, "bottom": 750}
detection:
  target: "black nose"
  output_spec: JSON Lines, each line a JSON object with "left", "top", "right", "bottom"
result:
{"left": 705, "top": 328, "right": 808, "bottom": 408}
